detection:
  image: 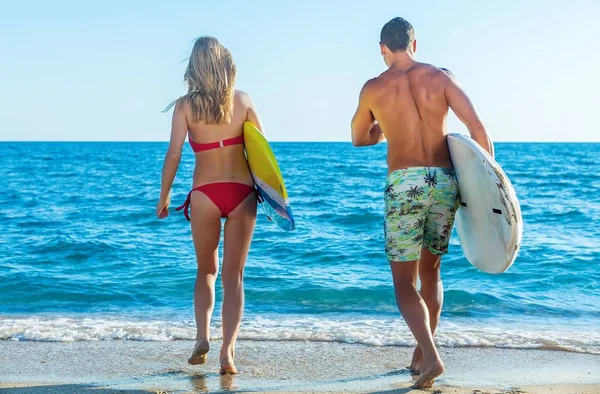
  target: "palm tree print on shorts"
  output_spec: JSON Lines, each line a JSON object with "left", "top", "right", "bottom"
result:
{"left": 424, "top": 169, "right": 438, "bottom": 187}
{"left": 383, "top": 167, "right": 459, "bottom": 262}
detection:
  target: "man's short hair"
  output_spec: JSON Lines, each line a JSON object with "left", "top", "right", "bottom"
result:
{"left": 380, "top": 17, "right": 415, "bottom": 52}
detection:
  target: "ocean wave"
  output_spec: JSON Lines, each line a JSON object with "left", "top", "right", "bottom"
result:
{"left": 28, "top": 234, "right": 120, "bottom": 256}
{"left": 1, "top": 315, "right": 598, "bottom": 355}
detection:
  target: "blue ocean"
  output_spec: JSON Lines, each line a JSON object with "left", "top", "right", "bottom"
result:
{"left": 1, "top": 142, "right": 599, "bottom": 354}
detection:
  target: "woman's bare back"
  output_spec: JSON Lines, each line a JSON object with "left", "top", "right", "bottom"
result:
{"left": 182, "top": 90, "right": 257, "bottom": 187}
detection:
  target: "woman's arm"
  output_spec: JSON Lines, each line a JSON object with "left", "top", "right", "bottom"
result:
{"left": 239, "top": 91, "right": 265, "bottom": 135}
{"left": 156, "top": 100, "right": 188, "bottom": 218}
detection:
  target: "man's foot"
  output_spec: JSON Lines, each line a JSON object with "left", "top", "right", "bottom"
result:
{"left": 188, "top": 340, "right": 210, "bottom": 365}
{"left": 412, "top": 358, "right": 444, "bottom": 389}
{"left": 219, "top": 356, "right": 238, "bottom": 375}
{"left": 408, "top": 346, "right": 423, "bottom": 375}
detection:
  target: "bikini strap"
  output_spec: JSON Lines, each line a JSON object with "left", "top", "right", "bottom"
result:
{"left": 175, "top": 190, "right": 193, "bottom": 221}
{"left": 189, "top": 134, "right": 244, "bottom": 153}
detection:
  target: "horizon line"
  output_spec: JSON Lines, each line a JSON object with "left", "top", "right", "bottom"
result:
{"left": 0, "top": 140, "right": 599, "bottom": 144}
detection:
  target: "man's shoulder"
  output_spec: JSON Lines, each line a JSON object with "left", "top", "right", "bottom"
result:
{"left": 412, "top": 62, "right": 453, "bottom": 76}
{"left": 359, "top": 77, "right": 384, "bottom": 99}
{"left": 438, "top": 67, "right": 454, "bottom": 77}
{"left": 365, "top": 71, "right": 403, "bottom": 90}
{"left": 363, "top": 76, "right": 383, "bottom": 88}
{"left": 411, "top": 63, "right": 456, "bottom": 88}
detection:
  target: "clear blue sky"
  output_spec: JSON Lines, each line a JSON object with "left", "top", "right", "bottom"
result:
{"left": 1, "top": 0, "right": 598, "bottom": 142}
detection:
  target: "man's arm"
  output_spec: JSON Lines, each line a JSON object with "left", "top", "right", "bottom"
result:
{"left": 351, "top": 80, "right": 385, "bottom": 147}
{"left": 444, "top": 73, "right": 494, "bottom": 157}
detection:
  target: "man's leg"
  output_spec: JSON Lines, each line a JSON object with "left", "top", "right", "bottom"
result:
{"left": 390, "top": 261, "right": 444, "bottom": 389}
{"left": 407, "top": 166, "right": 459, "bottom": 383}
{"left": 409, "top": 250, "right": 444, "bottom": 374}
{"left": 384, "top": 168, "right": 445, "bottom": 388}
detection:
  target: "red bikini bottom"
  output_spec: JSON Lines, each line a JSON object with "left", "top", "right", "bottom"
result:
{"left": 176, "top": 182, "right": 255, "bottom": 220}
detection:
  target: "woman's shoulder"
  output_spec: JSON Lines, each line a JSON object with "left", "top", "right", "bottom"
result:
{"left": 167, "top": 95, "right": 189, "bottom": 109}
{"left": 234, "top": 90, "right": 253, "bottom": 106}
{"left": 174, "top": 97, "right": 193, "bottom": 117}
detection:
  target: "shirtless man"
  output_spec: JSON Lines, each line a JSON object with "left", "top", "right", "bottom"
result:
{"left": 351, "top": 17, "right": 493, "bottom": 389}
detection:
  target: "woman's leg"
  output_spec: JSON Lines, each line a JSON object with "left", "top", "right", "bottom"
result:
{"left": 188, "top": 191, "right": 222, "bottom": 364}
{"left": 219, "top": 193, "right": 257, "bottom": 374}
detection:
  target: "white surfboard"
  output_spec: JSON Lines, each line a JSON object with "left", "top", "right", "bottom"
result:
{"left": 447, "top": 133, "right": 523, "bottom": 273}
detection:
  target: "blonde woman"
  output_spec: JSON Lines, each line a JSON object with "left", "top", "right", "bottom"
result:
{"left": 156, "top": 36, "right": 263, "bottom": 375}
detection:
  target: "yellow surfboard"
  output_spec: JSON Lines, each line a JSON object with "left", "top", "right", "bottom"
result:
{"left": 243, "top": 121, "right": 295, "bottom": 231}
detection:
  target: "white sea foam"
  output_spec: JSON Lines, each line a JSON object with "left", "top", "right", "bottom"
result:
{"left": 1, "top": 315, "right": 598, "bottom": 354}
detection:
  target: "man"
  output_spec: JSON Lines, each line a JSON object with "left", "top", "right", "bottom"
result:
{"left": 351, "top": 17, "right": 493, "bottom": 389}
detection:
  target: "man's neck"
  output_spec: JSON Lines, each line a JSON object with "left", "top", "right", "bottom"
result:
{"left": 387, "top": 52, "right": 417, "bottom": 71}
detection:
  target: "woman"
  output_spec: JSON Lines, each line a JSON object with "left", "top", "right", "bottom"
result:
{"left": 156, "top": 36, "right": 262, "bottom": 375}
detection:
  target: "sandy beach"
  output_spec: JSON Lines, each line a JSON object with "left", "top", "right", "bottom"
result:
{"left": 0, "top": 340, "right": 598, "bottom": 393}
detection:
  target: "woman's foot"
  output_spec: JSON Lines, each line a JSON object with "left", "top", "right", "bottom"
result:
{"left": 408, "top": 346, "right": 423, "bottom": 375}
{"left": 219, "top": 347, "right": 238, "bottom": 375}
{"left": 188, "top": 340, "right": 210, "bottom": 365}
{"left": 413, "top": 357, "right": 445, "bottom": 389}
{"left": 219, "top": 356, "right": 238, "bottom": 375}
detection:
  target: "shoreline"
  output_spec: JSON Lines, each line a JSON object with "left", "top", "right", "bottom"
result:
{"left": 1, "top": 340, "right": 599, "bottom": 393}
{"left": 2, "top": 314, "right": 598, "bottom": 355}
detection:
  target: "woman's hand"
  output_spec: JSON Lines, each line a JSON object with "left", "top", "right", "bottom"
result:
{"left": 156, "top": 196, "right": 170, "bottom": 219}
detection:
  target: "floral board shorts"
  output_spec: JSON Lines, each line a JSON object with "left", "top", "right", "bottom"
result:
{"left": 384, "top": 167, "right": 460, "bottom": 262}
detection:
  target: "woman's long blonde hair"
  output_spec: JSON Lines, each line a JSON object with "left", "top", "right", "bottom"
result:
{"left": 163, "top": 36, "right": 237, "bottom": 124}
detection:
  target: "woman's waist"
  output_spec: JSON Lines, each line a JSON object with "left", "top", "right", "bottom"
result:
{"left": 191, "top": 168, "right": 254, "bottom": 188}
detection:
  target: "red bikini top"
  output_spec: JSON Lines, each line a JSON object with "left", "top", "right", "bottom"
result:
{"left": 189, "top": 134, "right": 244, "bottom": 153}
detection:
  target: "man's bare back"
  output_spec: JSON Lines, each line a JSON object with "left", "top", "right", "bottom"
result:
{"left": 365, "top": 63, "right": 455, "bottom": 171}
{"left": 352, "top": 60, "right": 493, "bottom": 174}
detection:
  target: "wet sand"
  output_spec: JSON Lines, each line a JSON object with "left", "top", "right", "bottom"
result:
{"left": 0, "top": 340, "right": 598, "bottom": 393}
